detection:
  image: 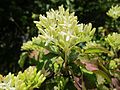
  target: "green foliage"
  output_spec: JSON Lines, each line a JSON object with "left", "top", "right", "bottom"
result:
{"left": 0, "top": 0, "right": 120, "bottom": 75}
{"left": 16, "top": 5, "right": 120, "bottom": 90}
{"left": 20, "top": 5, "right": 97, "bottom": 89}
{"left": 0, "top": 1, "right": 120, "bottom": 89}
{"left": 19, "top": 5, "right": 120, "bottom": 89}
{"left": 109, "top": 60, "right": 117, "bottom": 69}
{"left": 0, "top": 66, "right": 46, "bottom": 90}
{"left": 84, "top": 41, "right": 110, "bottom": 54}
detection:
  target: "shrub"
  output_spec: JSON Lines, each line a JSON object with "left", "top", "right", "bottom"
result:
{"left": 19, "top": 5, "right": 120, "bottom": 89}
{"left": 1, "top": 4, "right": 120, "bottom": 90}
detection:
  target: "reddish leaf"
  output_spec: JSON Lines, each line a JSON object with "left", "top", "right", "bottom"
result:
{"left": 81, "top": 61, "right": 99, "bottom": 71}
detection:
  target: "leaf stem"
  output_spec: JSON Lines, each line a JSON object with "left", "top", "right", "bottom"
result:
{"left": 64, "top": 50, "right": 68, "bottom": 69}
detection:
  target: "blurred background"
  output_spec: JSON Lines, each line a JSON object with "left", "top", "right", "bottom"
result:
{"left": 0, "top": 0, "right": 120, "bottom": 75}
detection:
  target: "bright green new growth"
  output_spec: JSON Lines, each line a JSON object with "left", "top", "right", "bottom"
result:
{"left": 22, "top": 5, "right": 95, "bottom": 55}
{"left": 107, "top": 5, "right": 120, "bottom": 19}
{"left": 105, "top": 33, "right": 120, "bottom": 50}
{"left": 21, "top": 5, "right": 96, "bottom": 71}
{"left": 0, "top": 66, "right": 46, "bottom": 90}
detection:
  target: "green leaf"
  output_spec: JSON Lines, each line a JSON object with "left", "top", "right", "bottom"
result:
{"left": 18, "top": 52, "right": 28, "bottom": 68}
{"left": 84, "top": 47, "right": 110, "bottom": 54}
{"left": 84, "top": 41, "right": 110, "bottom": 54}
{"left": 97, "top": 84, "right": 109, "bottom": 90}
{"left": 93, "top": 70, "right": 111, "bottom": 83}
{"left": 96, "top": 74, "right": 105, "bottom": 85}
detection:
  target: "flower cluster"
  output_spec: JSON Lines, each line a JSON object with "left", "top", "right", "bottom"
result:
{"left": 0, "top": 66, "right": 46, "bottom": 90}
{"left": 107, "top": 5, "right": 120, "bottom": 19}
